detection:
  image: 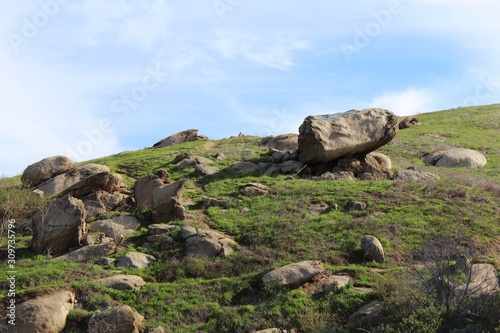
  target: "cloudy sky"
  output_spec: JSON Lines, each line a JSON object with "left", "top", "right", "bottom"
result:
{"left": 1, "top": 0, "right": 499, "bottom": 176}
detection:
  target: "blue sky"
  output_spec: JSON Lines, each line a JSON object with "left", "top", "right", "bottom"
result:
{"left": 1, "top": 0, "right": 499, "bottom": 176}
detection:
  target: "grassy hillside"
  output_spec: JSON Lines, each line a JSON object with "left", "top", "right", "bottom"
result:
{"left": 1, "top": 104, "right": 499, "bottom": 332}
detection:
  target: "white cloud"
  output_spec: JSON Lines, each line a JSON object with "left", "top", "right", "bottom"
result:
{"left": 371, "top": 89, "right": 437, "bottom": 116}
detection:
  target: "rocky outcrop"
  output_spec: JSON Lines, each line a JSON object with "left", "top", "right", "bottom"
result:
{"left": 134, "top": 170, "right": 171, "bottom": 209}
{"left": 313, "top": 171, "right": 356, "bottom": 181}
{"left": 88, "top": 305, "right": 145, "bottom": 333}
{"left": 60, "top": 172, "right": 125, "bottom": 198}
{"left": 260, "top": 133, "right": 299, "bottom": 151}
{"left": 298, "top": 109, "right": 398, "bottom": 164}
{"left": 423, "top": 148, "right": 487, "bottom": 168}
{"left": 81, "top": 191, "right": 131, "bottom": 219}
{"left": 262, "top": 260, "right": 325, "bottom": 289}
{"left": 21, "top": 155, "right": 75, "bottom": 188}
{"left": 89, "top": 216, "right": 141, "bottom": 239}
{"left": 182, "top": 227, "right": 238, "bottom": 258}
{"left": 96, "top": 274, "right": 146, "bottom": 290}
{"left": 34, "top": 164, "right": 111, "bottom": 197}
{"left": 152, "top": 179, "right": 186, "bottom": 223}
{"left": 11, "top": 290, "right": 76, "bottom": 333}
{"left": 56, "top": 242, "right": 116, "bottom": 262}
{"left": 116, "top": 252, "right": 156, "bottom": 269}
{"left": 153, "top": 129, "right": 202, "bottom": 148}
{"left": 148, "top": 224, "right": 181, "bottom": 235}
{"left": 231, "top": 161, "right": 259, "bottom": 175}
{"left": 394, "top": 170, "right": 440, "bottom": 181}
{"left": 361, "top": 235, "right": 385, "bottom": 263}
{"left": 31, "top": 194, "right": 86, "bottom": 254}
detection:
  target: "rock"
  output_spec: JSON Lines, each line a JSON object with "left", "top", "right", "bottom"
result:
{"left": 280, "top": 160, "right": 304, "bottom": 174}
{"left": 398, "top": 117, "right": 412, "bottom": 129}
{"left": 270, "top": 151, "right": 285, "bottom": 163}
{"left": 181, "top": 226, "right": 198, "bottom": 239}
{"left": 194, "top": 163, "right": 219, "bottom": 176}
{"left": 332, "top": 154, "right": 393, "bottom": 180}
{"left": 361, "top": 235, "right": 385, "bottom": 263}
{"left": 148, "top": 224, "right": 181, "bottom": 235}
{"left": 423, "top": 148, "right": 487, "bottom": 168}
{"left": 307, "top": 202, "right": 332, "bottom": 216}
{"left": 153, "top": 129, "right": 201, "bottom": 148}
{"left": 456, "top": 264, "right": 500, "bottom": 297}
{"left": 316, "top": 275, "right": 350, "bottom": 293}
{"left": 202, "top": 196, "right": 230, "bottom": 209}
{"left": 260, "top": 133, "right": 299, "bottom": 151}
{"left": 242, "top": 183, "right": 269, "bottom": 197}
{"left": 150, "top": 327, "right": 168, "bottom": 333}
{"left": 240, "top": 207, "right": 251, "bottom": 215}
{"left": 56, "top": 242, "right": 116, "bottom": 262}
{"left": 262, "top": 260, "right": 325, "bottom": 289}
{"left": 31, "top": 194, "right": 86, "bottom": 255}
{"left": 264, "top": 166, "right": 280, "bottom": 176}
{"left": 59, "top": 172, "right": 125, "bottom": 198}
{"left": 172, "top": 152, "right": 191, "bottom": 164}
{"left": 11, "top": 290, "right": 76, "bottom": 333}
{"left": 116, "top": 252, "right": 156, "bottom": 269}
{"left": 90, "top": 216, "right": 141, "bottom": 239}
{"left": 185, "top": 229, "right": 238, "bottom": 258}
{"left": 21, "top": 155, "right": 75, "bottom": 188}
{"left": 214, "top": 152, "right": 226, "bottom": 161}
{"left": 35, "top": 164, "right": 111, "bottom": 197}
{"left": 314, "top": 171, "right": 356, "bottom": 181}
{"left": 152, "top": 179, "right": 187, "bottom": 223}
{"left": 81, "top": 191, "right": 131, "bottom": 219}
{"left": 298, "top": 108, "right": 398, "bottom": 164}
{"left": 96, "top": 274, "right": 146, "bottom": 290}
{"left": 394, "top": 170, "right": 440, "bottom": 181}
{"left": 346, "top": 201, "right": 367, "bottom": 211}
{"left": 134, "top": 170, "right": 170, "bottom": 209}
{"left": 231, "top": 161, "right": 259, "bottom": 175}
{"left": 95, "top": 257, "right": 117, "bottom": 266}
{"left": 146, "top": 234, "right": 175, "bottom": 246}
{"left": 347, "top": 300, "right": 384, "bottom": 329}
{"left": 253, "top": 329, "right": 296, "bottom": 333}
{"left": 368, "top": 152, "right": 392, "bottom": 170}
{"left": 88, "top": 305, "right": 145, "bottom": 333}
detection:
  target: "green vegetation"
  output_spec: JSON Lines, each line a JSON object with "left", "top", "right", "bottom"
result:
{"left": 1, "top": 105, "right": 499, "bottom": 332}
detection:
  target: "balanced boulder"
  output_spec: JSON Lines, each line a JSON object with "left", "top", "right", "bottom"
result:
{"left": 423, "top": 148, "right": 487, "bottom": 168}
{"left": 298, "top": 108, "right": 398, "bottom": 164}
{"left": 21, "top": 155, "right": 75, "bottom": 188}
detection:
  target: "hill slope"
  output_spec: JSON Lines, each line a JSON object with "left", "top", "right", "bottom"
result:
{"left": 1, "top": 104, "right": 499, "bottom": 332}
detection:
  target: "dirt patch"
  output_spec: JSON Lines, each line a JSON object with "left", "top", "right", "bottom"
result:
{"left": 203, "top": 141, "right": 215, "bottom": 150}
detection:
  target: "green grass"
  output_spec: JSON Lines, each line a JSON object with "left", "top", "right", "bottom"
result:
{"left": 1, "top": 104, "right": 499, "bottom": 332}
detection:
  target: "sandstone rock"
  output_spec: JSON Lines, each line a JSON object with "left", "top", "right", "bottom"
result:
{"left": 88, "top": 305, "right": 145, "bottom": 333}
{"left": 368, "top": 152, "right": 392, "bottom": 170}
{"left": 316, "top": 275, "right": 350, "bottom": 293}
{"left": 172, "top": 152, "right": 191, "bottom": 164}
{"left": 242, "top": 183, "right": 269, "bottom": 197}
{"left": 56, "top": 242, "right": 116, "bottom": 262}
{"left": 148, "top": 224, "right": 181, "bottom": 235}
{"left": 11, "top": 290, "right": 76, "bottom": 333}
{"left": 260, "top": 133, "right": 299, "bottom": 151}
{"left": 35, "top": 164, "right": 111, "bottom": 197}
{"left": 348, "top": 300, "right": 384, "bottom": 329}
{"left": 22, "top": 155, "right": 75, "bottom": 188}
{"left": 456, "top": 264, "right": 500, "bottom": 297}
{"left": 270, "top": 151, "right": 285, "bottom": 163}
{"left": 96, "top": 274, "right": 146, "bottom": 290}
{"left": 60, "top": 172, "right": 125, "bottom": 198}
{"left": 95, "top": 257, "right": 117, "bottom": 266}
{"left": 280, "top": 160, "right": 304, "bottom": 174}
{"left": 202, "top": 196, "right": 230, "bottom": 209}
{"left": 31, "top": 194, "right": 86, "bottom": 255}
{"left": 194, "top": 163, "right": 219, "bottom": 176}
{"left": 307, "top": 202, "right": 332, "bottom": 216}
{"left": 332, "top": 154, "right": 393, "bottom": 180}
{"left": 134, "top": 170, "right": 170, "bottom": 209}
{"left": 262, "top": 260, "right": 325, "bottom": 289}
{"left": 153, "top": 129, "right": 201, "bottom": 148}
{"left": 298, "top": 108, "right": 398, "bottom": 164}
{"left": 423, "top": 148, "right": 487, "bottom": 168}
{"left": 231, "top": 161, "right": 259, "bottom": 175}
{"left": 181, "top": 226, "right": 198, "bottom": 239}
{"left": 152, "top": 179, "right": 186, "bottom": 223}
{"left": 394, "top": 170, "right": 440, "bottom": 181}
{"left": 362, "top": 235, "right": 385, "bottom": 263}
{"left": 184, "top": 229, "right": 238, "bottom": 258}
{"left": 90, "top": 216, "right": 141, "bottom": 239}
{"left": 116, "top": 252, "right": 156, "bottom": 269}
{"left": 147, "top": 234, "right": 175, "bottom": 246}
{"left": 314, "top": 171, "right": 356, "bottom": 181}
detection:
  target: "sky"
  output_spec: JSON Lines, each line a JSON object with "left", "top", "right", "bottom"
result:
{"left": 1, "top": 0, "right": 500, "bottom": 176}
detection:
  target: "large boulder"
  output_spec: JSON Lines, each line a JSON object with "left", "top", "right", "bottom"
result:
{"left": 134, "top": 170, "right": 170, "bottom": 209}
{"left": 456, "top": 264, "right": 500, "bottom": 297}
{"left": 31, "top": 194, "right": 86, "bottom": 255}
{"left": 21, "top": 155, "right": 75, "bottom": 188}
{"left": 298, "top": 108, "right": 398, "bottom": 164}
{"left": 55, "top": 242, "right": 116, "bottom": 262}
{"left": 11, "top": 290, "right": 76, "bottom": 333}
{"left": 88, "top": 305, "right": 145, "bottom": 333}
{"left": 361, "top": 235, "right": 385, "bottom": 263}
{"left": 116, "top": 252, "right": 156, "bottom": 269}
{"left": 153, "top": 129, "right": 201, "bottom": 148}
{"left": 260, "top": 133, "right": 299, "bottom": 151}
{"left": 81, "top": 191, "right": 131, "bottom": 219}
{"left": 96, "top": 274, "right": 146, "bottom": 290}
{"left": 152, "top": 179, "right": 187, "bottom": 223}
{"left": 182, "top": 227, "right": 238, "bottom": 258}
{"left": 89, "top": 216, "right": 141, "bottom": 239}
{"left": 262, "top": 260, "right": 325, "bottom": 289}
{"left": 423, "top": 148, "right": 487, "bottom": 168}
{"left": 35, "top": 164, "right": 111, "bottom": 197}
{"left": 59, "top": 172, "right": 125, "bottom": 198}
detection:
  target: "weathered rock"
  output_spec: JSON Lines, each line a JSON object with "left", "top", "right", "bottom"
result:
{"left": 194, "top": 163, "right": 219, "bottom": 176}
{"left": 332, "top": 154, "right": 393, "bottom": 180}
{"left": 264, "top": 165, "right": 280, "bottom": 176}
{"left": 202, "top": 196, "right": 230, "bottom": 209}
{"left": 56, "top": 242, "right": 116, "bottom": 262}
{"left": 423, "top": 148, "right": 487, "bottom": 168}
{"left": 31, "top": 194, "right": 86, "bottom": 255}
{"left": 262, "top": 260, "right": 325, "bottom": 289}
{"left": 148, "top": 224, "right": 181, "bottom": 235}
{"left": 22, "top": 155, "right": 75, "bottom": 188}
{"left": 35, "top": 164, "right": 111, "bottom": 197}
{"left": 134, "top": 170, "right": 170, "bottom": 209}
{"left": 11, "top": 290, "right": 76, "bottom": 333}
{"left": 231, "top": 161, "right": 259, "bottom": 175}
{"left": 172, "top": 152, "right": 191, "bottom": 164}
{"left": 394, "top": 170, "right": 440, "bottom": 181}
{"left": 88, "top": 305, "right": 145, "bottom": 333}
{"left": 242, "top": 183, "right": 269, "bottom": 197}
{"left": 96, "top": 274, "right": 146, "bottom": 290}
{"left": 270, "top": 151, "right": 285, "bottom": 163}
{"left": 184, "top": 229, "right": 238, "bottom": 258}
{"left": 456, "top": 264, "right": 500, "bottom": 297}
{"left": 361, "top": 235, "right": 385, "bottom": 263}
{"left": 95, "top": 257, "right": 117, "bottom": 266}
{"left": 298, "top": 108, "right": 398, "bottom": 164}
{"left": 60, "top": 172, "right": 125, "bottom": 198}
{"left": 146, "top": 234, "right": 175, "bottom": 246}
{"left": 348, "top": 300, "right": 384, "bottom": 329}
{"left": 260, "top": 133, "right": 299, "bottom": 152}
{"left": 181, "top": 226, "right": 198, "bottom": 239}
{"left": 153, "top": 129, "right": 201, "bottom": 148}
{"left": 314, "top": 171, "right": 356, "bottom": 181}
{"left": 316, "top": 275, "right": 350, "bottom": 293}
{"left": 116, "top": 252, "right": 156, "bottom": 269}
{"left": 307, "top": 202, "right": 332, "bottom": 216}
{"left": 81, "top": 191, "right": 131, "bottom": 219}
{"left": 90, "top": 216, "right": 141, "bottom": 239}
{"left": 368, "top": 152, "right": 392, "bottom": 170}
{"left": 280, "top": 160, "right": 304, "bottom": 174}
{"left": 152, "top": 179, "right": 186, "bottom": 223}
